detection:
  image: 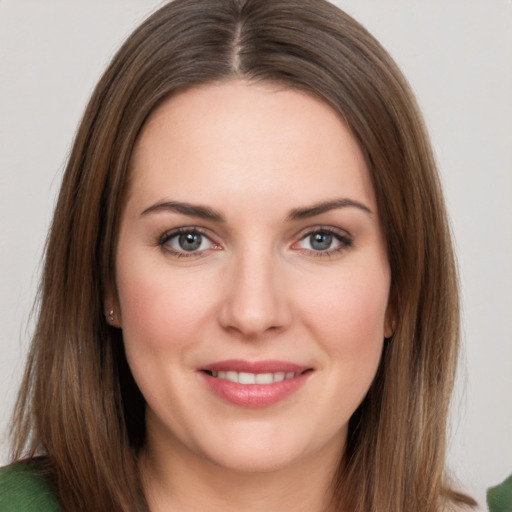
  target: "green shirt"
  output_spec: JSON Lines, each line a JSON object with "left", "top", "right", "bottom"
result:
{"left": 487, "top": 474, "right": 512, "bottom": 512}
{"left": 0, "top": 463, "right": 60, "bottom": 512}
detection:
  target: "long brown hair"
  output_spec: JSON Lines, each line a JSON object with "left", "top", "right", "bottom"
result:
{"left": 11, "top": 1, "right": 476, "bottom": 510}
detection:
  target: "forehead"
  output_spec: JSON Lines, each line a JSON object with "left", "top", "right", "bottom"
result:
{"left": 129, "top": 80, "right": 376, "bottom": 214}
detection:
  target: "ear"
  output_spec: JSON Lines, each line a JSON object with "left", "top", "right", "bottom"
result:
{"left": 104, "top": 286, "right": 122, "bottom": 329}
{"left": 384, "top": 302, "right": 396, "bottom": 339}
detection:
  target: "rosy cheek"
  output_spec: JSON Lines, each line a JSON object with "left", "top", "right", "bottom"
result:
{"left": 299, "top": 268, "right": 389, "bottom": 352}
{"left": 117, "top": 261, "right": 212, "bottom": 352}
{"left": 117, "top": 262, "right": 168, "bottom": 345}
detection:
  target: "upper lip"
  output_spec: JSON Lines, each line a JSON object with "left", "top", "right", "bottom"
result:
{"left": 199, "top": 359, "right": 312, "bottom": 374}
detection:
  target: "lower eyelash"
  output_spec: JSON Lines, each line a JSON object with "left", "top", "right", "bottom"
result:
{"left": 157, "top": 227, "right": 211, "bottom": 257}
{"left": 302, "top": 229, "right": 353, "bottom": 257}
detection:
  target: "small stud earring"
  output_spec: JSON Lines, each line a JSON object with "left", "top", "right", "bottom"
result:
{"left": 107, "top": 309, "right": 115, "bottom": 323}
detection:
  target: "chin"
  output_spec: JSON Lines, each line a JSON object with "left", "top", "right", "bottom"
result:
{"left": 191, "top": 422, "right": 345, "bottom": 475}
{"left": 204, "top": 445, "right": 306, "bottom": 474}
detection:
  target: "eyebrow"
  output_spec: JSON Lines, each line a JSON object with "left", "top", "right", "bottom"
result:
{"left": 140, "top": 200, "right": 225, "bottom": 222}
{"left": 286, "top": 198, "right": 372, "bottom": 220}
{"left": 140, "top": 197, "right": 372, "bottom": 222}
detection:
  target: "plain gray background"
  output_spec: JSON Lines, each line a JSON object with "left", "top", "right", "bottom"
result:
{"left": 1, "top": 1, "right": 511, "bottom": 506}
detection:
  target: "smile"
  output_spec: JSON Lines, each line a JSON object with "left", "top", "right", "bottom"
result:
{"left": 199, "top": 360, "right": 313, "bottom": 407}
{"left": 204, "top": 370, "right": 299, "bottom": 384}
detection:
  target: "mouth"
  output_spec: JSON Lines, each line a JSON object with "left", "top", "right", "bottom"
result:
{"left": 202, "top": 369, "right": 310, "bottom": 384}
{"left": 199, "top": 360, "right": 313, "bottom": 407}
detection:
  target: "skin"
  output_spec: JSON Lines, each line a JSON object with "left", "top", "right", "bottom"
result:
{"left": 108, "top": 80, "right": 393, "bottom": 512}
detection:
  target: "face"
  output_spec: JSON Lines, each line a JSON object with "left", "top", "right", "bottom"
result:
{"left": 112, "top": 81, "right": 392, "bottom": 474}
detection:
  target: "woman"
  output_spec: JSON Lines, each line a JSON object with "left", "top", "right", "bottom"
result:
{"left": 0, "top": 0, "right": 479, "bottom": 510}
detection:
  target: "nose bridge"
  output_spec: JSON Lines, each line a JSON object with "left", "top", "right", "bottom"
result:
{"left": 219, "top": 241, "right": 290, "bottom": 337}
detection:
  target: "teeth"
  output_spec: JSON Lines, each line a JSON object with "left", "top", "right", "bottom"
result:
{"left": 255, "top": 373, "right": 273, "bottom": 384}
{"left": 239, "top": 372, "right": 256, "bottom": 384}
{"left": 209, "top": 370, "right": 299, "bottom": 384}
{"left": 226, "top": 371, "right": 238, "bottom": 383}
{"left": 273, "top": 372, "right": 285, "bottom": 382}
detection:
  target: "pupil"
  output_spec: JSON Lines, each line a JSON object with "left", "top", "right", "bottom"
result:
{"left": 311, "top": 232, "right": 332, "bottom": 251}
{"left": 179, "top": 232, "right": 201, "bottom": 251}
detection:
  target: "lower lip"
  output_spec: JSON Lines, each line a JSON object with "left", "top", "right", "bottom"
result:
{"left": 200, "top": 371, "right": 312, "bottom": 408}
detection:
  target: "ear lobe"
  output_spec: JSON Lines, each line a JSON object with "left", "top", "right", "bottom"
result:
{"left": 104, "top": 289, "right": 122, "bottom": 328}
{"left": 384, "top": 303, "right": 396, "bottom": 339}
{"left": 384, "top": 318, "right": 396, "bottom": 339}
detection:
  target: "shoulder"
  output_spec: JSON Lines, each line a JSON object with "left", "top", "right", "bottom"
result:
{"left": 487, "top": 473, "right": 512, "bottom": 512}
{"left": 0, "top": 462, "right": 60, "bottom": 511}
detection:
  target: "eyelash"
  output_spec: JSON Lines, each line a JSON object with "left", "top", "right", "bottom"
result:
{"left": 293, "top": 227, "right": 353, "bottom": 258}
{"left": 157, "top": 226, "right": 353, "bottom": 258}
{"left": 158, "top": 227, "right": 219, "bottom": 258}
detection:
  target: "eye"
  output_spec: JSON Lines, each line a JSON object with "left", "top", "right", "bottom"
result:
{"left": 305, "top": 232, "right": 335, "bottom": 251}
{"left": 293, "top": 228, "right": 352, "bottom": 255}
{"left": 159, "top": 228, "right": 220, "bottom": 256}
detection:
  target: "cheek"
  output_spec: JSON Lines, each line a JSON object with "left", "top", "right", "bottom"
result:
{"left": 115, "top": 260, "right": 216, "bottom": 407}
{"left": 304, "top": 268, "right": 389, "bottom": 336}
{"left": 309, "top": 269, "right": 389, "bottom": 416}
{"left": 297, "top": 262, "right": 390, "bottom": 376}
{"left": 116, "top": 259, "right": 214, "bottom": 353}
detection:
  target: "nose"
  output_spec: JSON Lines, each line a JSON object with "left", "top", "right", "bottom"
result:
{"left": 218, "top": 250, "right": 292, "bottom": 339}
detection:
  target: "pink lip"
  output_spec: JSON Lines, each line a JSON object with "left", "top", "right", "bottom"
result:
{"left": 198, "top": 359, "right": 313, "bottom": 408}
